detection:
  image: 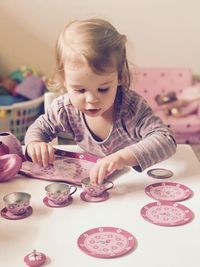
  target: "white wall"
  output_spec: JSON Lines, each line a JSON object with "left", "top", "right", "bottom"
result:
{"left": 0, "top": 0, "right": 200, "bottom": 77}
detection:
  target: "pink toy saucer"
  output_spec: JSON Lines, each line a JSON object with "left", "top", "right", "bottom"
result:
{"left": 147, "top": 168, "right": 173, "bottom": 179}
{"left": 1, "top": 206, "right": 33, "bottom": 220}
{"left": 43, "top": 196, "right": 73, "bottom": 208}
{"left": 80, "top": 191, "right": 109, "bottom": 202}
{"left": 145, "top": 182, "right": 193, "bottom": 202}
{"left": 141, "top": 201, "right": 193, "bottom": 226}
{"left": 24, "top": 249, "right": 46, "bottom": 267}
{"left": 77, "top": 226, "right": 136, "bottom": 258}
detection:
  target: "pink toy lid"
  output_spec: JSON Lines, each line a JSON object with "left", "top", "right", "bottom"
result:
{"left": 24, "top": 250, "right": 46, "bottom": 266}
{"left": 77, "top": 227, "right": 136, "bottom": 258}
{"left": 147, "top": 168, "right": 173, "bottom": 179}
{"left": 141, "top": 201, "right": 193, "bottom": 226}
{"left": 145, "top": 182, "right": 193, "bottom": 202}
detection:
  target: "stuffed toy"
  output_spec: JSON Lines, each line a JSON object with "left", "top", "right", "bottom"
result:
{"left": 155, "top": 91, "right": 177, "bottom": 105}
{"left": 155, "top": 85, "right": 200, "bottom": 117}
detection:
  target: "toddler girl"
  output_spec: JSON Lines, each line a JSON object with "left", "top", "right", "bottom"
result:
{"left": 25, "top": 18, "right": 176, "bottom": 184}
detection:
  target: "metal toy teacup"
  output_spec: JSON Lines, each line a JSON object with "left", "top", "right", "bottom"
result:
{"left": 3, "top": 192, "right": 31, "bottom": 215}
{"left": 81, "top": 177, "right": 114, "bottom": 197}
{"left": 45, "top": 183, "right": 77, "bottom": 204}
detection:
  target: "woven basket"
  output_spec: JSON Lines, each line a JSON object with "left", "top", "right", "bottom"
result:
{"left": 0, "top": 96, "right": 44, "bottom": 142}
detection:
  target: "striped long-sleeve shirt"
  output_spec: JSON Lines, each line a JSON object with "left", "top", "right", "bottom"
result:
{"left": 25, "top": 87, "right": 176, "bottom": 172}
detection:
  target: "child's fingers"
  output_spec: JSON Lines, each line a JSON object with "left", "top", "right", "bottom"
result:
{"left": 48, "top": 145, "right": 55, "bottom": 164}
{"left": 30, "top": 149, "right": 38, "bottom": 164}
{"left": 40, "top": 143, "right": 55, "bottom": 167}
{"left": 97, "top": 164, "right": 108, "bottom": 184}
{"left": 40, "top": 144, "right": 50, "bottom": 167}
{"left": 89, "top": 171, "right": 97, "bottom": 184}
{"left": 34, "top": 145, "right": 43, "bottom": 166}
{"left": 27, "top": 142, "right": 42, "bottom": 164}
{"left": 27, "top": 142, "right": 55, "bottom": 167}
{"left": 90, "top": 161, "right": 108, "bottom": 184}
{"left": 107, "top": 161, "right": 117, "bottom": 172}
{"left": 89, "top": 163, "right": 100, "bottom": 184}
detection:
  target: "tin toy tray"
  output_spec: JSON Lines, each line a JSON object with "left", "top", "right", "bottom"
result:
{"left": 19, "top": 149, "right": 99, "bottom": 185}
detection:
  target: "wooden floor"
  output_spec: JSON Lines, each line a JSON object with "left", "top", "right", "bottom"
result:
{"left": 191, "top": 144, "right": 200, "bottom": 162}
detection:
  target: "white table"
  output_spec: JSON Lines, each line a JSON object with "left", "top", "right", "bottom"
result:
{"left": 0, "top": 144, "right": 200, "bottom": 267}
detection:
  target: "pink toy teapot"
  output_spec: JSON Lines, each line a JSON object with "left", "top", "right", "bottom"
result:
{"left": 0, "top": 154, "right": 22, "bottom": 182}
{"left": 0, "top": 132, "right": 23, "bottom": 182}
{"left": 0, "top": 132, "right": 23, "bottom": 157}
{"left": 0, "top": 141, "right": 9, "bottom": 156}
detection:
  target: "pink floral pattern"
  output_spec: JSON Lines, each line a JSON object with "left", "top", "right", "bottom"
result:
{"left": 20, "top": 149, "right": 99, "bottom": 185}
{"left": 78, "top": 227, "right": 136, "bottom": 258}
{"left": 141, "top": 201, "right": 193, "bottom": 226}
{"left": 145, "top": 182, "right": 193, "bottom": 201}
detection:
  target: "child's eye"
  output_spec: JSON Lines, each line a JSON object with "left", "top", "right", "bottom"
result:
{"left": 98, "top": 87, "right": 109, "bottom": 93}
{"left": 75, "top": 88, "right": 85, "bottom": 93}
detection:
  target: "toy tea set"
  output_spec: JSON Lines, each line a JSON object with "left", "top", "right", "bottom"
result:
{"left": 0, "top": 131, "right": 115, "bottom": 265}
{"left": 0, "top": 131, "right": 194, "bottom": 265}
{"left": 0, "top": 132, "right": 115, "bottom": 214}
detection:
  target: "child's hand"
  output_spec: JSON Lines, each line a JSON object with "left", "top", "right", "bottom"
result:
{"left": 27, "top": 141, "right": 55, "bottom": 167}
{"left": 89, "top": 148, "right": 138, "bottom": 184}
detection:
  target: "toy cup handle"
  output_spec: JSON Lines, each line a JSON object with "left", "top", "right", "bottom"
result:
{"left": 69, "top": 185, "right": 77, "bottom": 196}
{"left": 104, "top": 181, "right": 114, "bottom": 191}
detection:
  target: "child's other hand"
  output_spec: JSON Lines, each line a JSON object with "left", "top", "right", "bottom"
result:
{"left": 27, "top": 141, "right": 55, "bottom": 167}
{"left": 89, "top": 148, "right": 138, "bottom": 184}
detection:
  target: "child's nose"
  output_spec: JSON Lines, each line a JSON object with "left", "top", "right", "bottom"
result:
{"left": 85, "top": 93, "right": 98, "bottom": 103}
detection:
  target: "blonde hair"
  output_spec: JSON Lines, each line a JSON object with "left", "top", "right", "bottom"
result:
{"left": 49, "top": 18, "right": 130, "bottom": 92}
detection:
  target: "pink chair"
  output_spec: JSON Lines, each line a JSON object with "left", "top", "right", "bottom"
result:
{"left": 132, "top": 67, "right": 200, "bottom": 144}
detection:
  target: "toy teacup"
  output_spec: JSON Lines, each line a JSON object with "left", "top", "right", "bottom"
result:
{"left": 3, "top": 192, "right": 31, "bottom": 215}
{"left": 45, "top": 183, "right": 77, "bottom": 205}
{"left": 81, "top": 177, "right": 114, "bottom": 197}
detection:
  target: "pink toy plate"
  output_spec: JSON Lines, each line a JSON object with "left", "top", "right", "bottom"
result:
{"left": 80, "top": 191, "right": 109, "bottom": 202}
{"left": 141, "top": 201, "right": 193, "bottom": 226}
{"left": 147, "top": 168, "right": 173, "bottom": 179}
{"left": 77, "top": 227, "right": 136, "bottom": 258}
{"left": 1, "top": 206, "right": 33, "bottom": 220}
{"left": 145, "top": 182, "right": 193, "bottom": 202}
{"left": 20, "top": 149, "right": 99, "bottom": 185}
{"left": 43, "top": 196, "right": 73, "bottom": 208}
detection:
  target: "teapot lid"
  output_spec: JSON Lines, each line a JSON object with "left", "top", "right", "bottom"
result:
{"left": 24, "top": 250, "right": 47, "bottom": 266}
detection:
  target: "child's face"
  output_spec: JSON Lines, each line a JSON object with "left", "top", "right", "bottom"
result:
{"left": 64, "top": 65, "right": 119, "bottom": 117}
